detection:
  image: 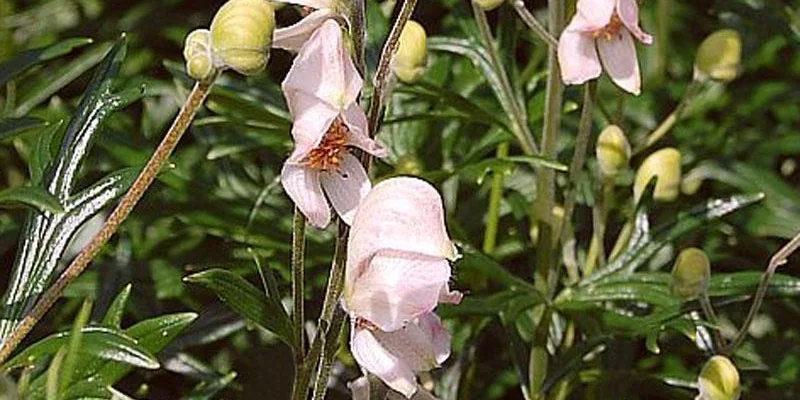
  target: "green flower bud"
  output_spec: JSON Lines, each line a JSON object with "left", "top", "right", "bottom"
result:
{"left": 698, "top": 356, "right": 741, "bottom": 400}
{"left": 392, "top": 20, "right": 428, "bottom": 84}
{"left": 210, "top": 0, "right": 275, "bottom": 76}
{"left": 596, "top": 125, "right": 631, "bottom": 177}
{"left": 394, "top": 154, "right": 424, "bottom": 176}
{"left": 694, "top": 29, "right": 741, "bottom": 83}
{"left": 669, "top": 247, "right": 710, "bottom": 300}
{"left": 634, "top": 148, "right": 681, "bottom": 203}
{"left": 473, "top": 0, "right": 505, "bottom": 11}
{"left": 183, "top": 29, "right": 215, "bottom": 82}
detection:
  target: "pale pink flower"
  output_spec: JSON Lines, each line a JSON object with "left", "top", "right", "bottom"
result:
{"left": 280, "top": 20, "right": 386, "bottom": 228}
{"left": 272, "top": 0, "right": 338, "bottom": 51}
{"left": 557, "top": 0, "right": 653, "bottom": 95}
{"left": 343, "top": 177, "right": 462, "bottom": 398}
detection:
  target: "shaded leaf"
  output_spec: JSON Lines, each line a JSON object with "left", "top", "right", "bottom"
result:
{"left": 0, "top": 186, "right": 63, "bottom": 213}
{"left": 0, "top": 117, "right": 49, "bottom": 142}
{"left": 0, "top": 38, "right": 93, "bottom": 87}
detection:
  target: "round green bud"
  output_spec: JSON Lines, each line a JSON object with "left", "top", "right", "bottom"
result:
{"left": 183, "top": 29, "right": 215, "bottom": 81}
{"left": 698, "top": 356, "right": 741, "bottom": 400}
{"left": 634, "top": 148, "right": 681, "bottom": 203}
{"left": 394, "top": 154, "right": 424, "bottom": 176}
{"left": 393, "top": 20, "right": 428, "bottom": 84}
{"left": 596, "top": 125, "right": 631, "bottom": 177}
{"left": 694, "top": 29, "right": 741, "bottom": 83}
{"left": 210, "top": 0, "right": 275, "bottom": 76}
{"left": 473, "top": 0, "right": 505, "bottom": 11}
{"left": 669, "top": 247, "right": 711, "bottom": 300}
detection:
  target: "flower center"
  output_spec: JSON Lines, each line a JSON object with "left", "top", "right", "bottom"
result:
{"left": 305, "top": 117, "right": 348, "bottom": 171}
{"left": 593, "top": 14, "right": 624, "bottom": 41}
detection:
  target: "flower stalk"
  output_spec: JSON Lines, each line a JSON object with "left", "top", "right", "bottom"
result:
{"left": 291, "top": 207, "right": 307, "bottom": 364}
{"left": 512, "top": 0, "right": 558, "bottom": 48}
{"left": 483, "top": 142, "right": 509, "bottom": 255}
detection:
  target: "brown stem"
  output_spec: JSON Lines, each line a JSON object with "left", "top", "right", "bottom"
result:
{"left": 0, "top": 77, "right": 216, "bottom": 364}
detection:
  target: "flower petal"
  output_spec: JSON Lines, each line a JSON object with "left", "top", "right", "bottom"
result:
{"left": 342, "top": 103, "right": 387, "bottom": 158}
{"left": 273, "top": 9, "right": 336, "bottom": 51}
{"left": 616, "top": 0, "right": 653, "bottom": 44}
{"left": 597, "top": 29, "right": 641, "bottom": 95}
{"left": 348, "top": 376, "right": 371, "bottom": 400}
{"left": 574, "top": 0, "right": 615, "bottom": 31}
{"left": 344, "top": 249, "right": 451, "bottom": 332}
{"left": 371, "top": 316, "right": 446, "bottom": 372}
{"left": 282, "top": 19, "right": 362, "bottom": 110}
{"left": 557, "top": 28, "right": 601, "bottom": 85}
{"left": 346, "top": 177, "right": 456, "bottom": 288}
{"left": 280, "top": 163, "right": 331, "bottom": 228}
{"left": 416, "top": 312, "right": 451, "bottom": 366}
{"left": 351, "top": 326, "right": 419, "bottom": 398}
{"left": 319, "top": 153, "right": 371, "bottom": 226}
{"left": 284, "top": 91, "right": 340, "bottom": 157}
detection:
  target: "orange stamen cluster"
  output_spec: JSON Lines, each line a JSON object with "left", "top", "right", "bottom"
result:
{"left": 593, "top": 14, "right": 624, "bottom": 41}
{"left": 305, "top": 118, "right": 349, "bottom": 171}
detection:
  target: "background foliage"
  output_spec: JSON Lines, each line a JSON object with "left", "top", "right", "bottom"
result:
{"left": 1, "top": 0, "right": 799, "bottom": 399}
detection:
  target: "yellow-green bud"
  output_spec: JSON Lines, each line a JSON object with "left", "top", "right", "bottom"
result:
{"left": 210, "top": 0, "right": 275, "bottom": 76}
{"left": 669, "top": 247, "right": 710, "bottom": 300}
{"left": 392, "top": 20, "right": 427, "bottom": 84}
{"left": 596, "top": 125, "right": 631, "bottom": 177}
{"left": 473, "top": 0, "right": 505, "bottom": 11}
{"left": 698, "top": 356, "right": 741, "bottom": 400}
{"left": 394, "top": 155, "right": 424, "bottom": 176}
{"left": 694, "top": 29, "right": 741, "bottom": 83}
{"left": 634, "top": 148, "right": 681, "bottom": 203}
{"left": 183, "top": 29, "right": 215, "bottom": 81}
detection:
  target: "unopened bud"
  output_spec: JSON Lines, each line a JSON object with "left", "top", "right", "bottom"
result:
{"left": 634, "top": 148, "right": 681, "bottom": 203}
{"left": 183, "top": 29, "right": 215, "bottom": 81}
{"left": 393, "top": 20, "right": 427, "bottom": 84}
{"left": 669, "top": 247, "right": 710, "bottom": 300}
{"left": 694, "top": 29, "right": 741, "bottom": 83}
{"left": 395, "top": 154, "right": 424, "bottom": 176}
{"left": 473, "top": 0, "right": 505, "bottom": 11}
{"left": 698, "top": 356, "right": 741, "bottom": 400}
{"left": 210, "top": 0, "right": 275, "bottom": 76}
{"left": 596, "top": 125, "right": 631, "bottom": 177}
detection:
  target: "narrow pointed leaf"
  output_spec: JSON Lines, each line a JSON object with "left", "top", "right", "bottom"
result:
{"left": 0, "top": 117, "right": 49, "bottom": 142}
{"left": 0, "top": 38, "right": 93, "bottom": 87}
{"left": 0, "top": 186, "right": 64, "bottom": 213}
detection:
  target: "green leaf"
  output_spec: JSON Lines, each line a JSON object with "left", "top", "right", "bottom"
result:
{"left": 181, "top": 372, "right": 237, "bottom": 400}
{"left": 4, "top": 327, "right": 159, "bottom": 371}
{"left": 555, "top": 281, "right": 680, "bottom": 311}
{"left": 0, "top": 117, "right": 49, "bottom": 142}
{"left": 709, "top": 272, "right": 800, "bottom": 297}
{"left": 0, "top": 38, "right": 93, "bottom": 87}
{"left": 456, "top": 248, "right": 541, "bottom": 298}
{"left": 185, "top": 268, "right": 295, "bottom": 348}
{"left": 0, "top": 186, "right": 64, "bottom": 213}
{"left": 101, "top": 284, "right": 132, "bottom": 329}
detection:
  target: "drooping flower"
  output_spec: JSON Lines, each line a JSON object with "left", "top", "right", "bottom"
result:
{"left": 272, "top": 0, "right": 339, "bottom": 51}
{"left": 557, "top": 0, "right": 653, "bottom": 95}
{"left": 280, "top": 20, "right": 386, "bottom": 228}
{"left": 343, "top": 177, "right": 462, "bottom": 398}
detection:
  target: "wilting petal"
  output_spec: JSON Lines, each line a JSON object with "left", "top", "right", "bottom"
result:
{"left": 344, "top": 249, "right": 451, "bottom": 332}
{"left": 557, "top": 28, "right": 601, "bottom": 85}
{"left": 372, "top": 318, "right": 444, "bottom": 372}
{"left": 342, "top": 103, "right": 387, "bottom": 158}
{"left": 347, "top": 177, "right": 456, "bottom": 284}
{"left": 348, "top": 376, "right": 371, "bottom": 400}
{"left": 282, "top": 20, "right": 362, "bottom": 110}
{"left": 284, "top": 91, "right": 340, "bottom": 154}
{"left": 351, "top": 327, "right": 418, "bottom": 398}
{"left": 319, "top": 153, "right": 370, "bottom": 225}
{"left": 416, "top": 313, "right": 451, "bottom": 365}
{"left": 616, "top": 0, "right": 653, "bottom": 44}
{"left": 574, "top": 0, "right": 615, "bottom": 31}
{"left": 597, "top": 29, "right": 641, "bottom": 95}
{"left": 272, "top": 0, "right": 335, "bottom": 9}
{"left": 273, "top": 8, "right": 337, "bottom": 51}
{"left": 280, "top": 163, "right": 331, "bottom": 228}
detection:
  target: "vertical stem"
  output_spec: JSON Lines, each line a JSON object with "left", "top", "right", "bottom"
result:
{"left": 638, "top": 80, "right": 701, "bottom": 152}
{"left": 584, "top": 179, "right": 612, "bottom": 275}
{"left": 653, "top": 0, "right": 670, "bottom": 85}
{"left": 534, "top": 0, "right": 564, "bottom": 296}
{"left": 483, "top": 142, "right": 509, "bottom": 255}
{"left": 512, "top": 0, "right": 558, "bottom": 48}
{"left": 291, "top": 207, "right": 307, "bottom": 364}
{"left": 699, "top": 292, "right": 724, "bottom": 352}
{"left": 0, "top": 77, "right": 216, "bottom": 364}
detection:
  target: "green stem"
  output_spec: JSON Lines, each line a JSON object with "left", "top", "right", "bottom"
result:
{"left": 0, "top": 76, "right": 217, "bottom": 365}
{"left": 483, "top": 142, "right": 509, "bottom": 255}
{"left": 512, "top": 0, "right": 558, "bottom": 48}
{"left": 725, "top": 232, "right": 800, "bottom": 354}
{"left": 472, "top": 2, "right": 538, "bottom": 155}
{"left": 311, "top": 307, "right": 347, "bottom": 400}
{"left": 584, "top": 178, "right": 612, "bottom": 276}
{"left": 637, "top": 79, "right": 701, "bottom": 153}
{"left": 699, "top": 292, "right": 724, "bottom": 353}
{"left": 291, "top": 207, "right": 307, "bottom": 365}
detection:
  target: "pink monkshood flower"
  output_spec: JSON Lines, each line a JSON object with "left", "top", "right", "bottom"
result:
{"left": 272, "top": 0, "right": 338, "bottom": 51}
{"left": 280, "top": 20, "right": 386, "bottom": 228}
{"left": 343, "top": 177, "right": 463, "bottom": 398}
{"left": 557, "top": 0, "right": 653, "bottom": 95}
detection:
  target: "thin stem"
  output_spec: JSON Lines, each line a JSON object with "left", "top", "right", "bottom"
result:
{"left": 534, "top": 0, "right": 564, "bottom": 297}
{"left": 0, "top": 77, "right": 216, "bottom": 364}
{"left": 584, "top": 178, "right": 612, "bottom": 275}
{"left": 725, "top": 232, "right": 800, "bottom": 354}
{"left": 472, "top": 2, "right": 538, "bottom": 155}
{"left": 311, "top": 306, "right": 347, "bottom": 400}
{"left": 291, "top": 207, "right": 307, "bottom": 365}
{"left": 483, "top": 142, "right": 509, "bottom": 255}
{"left": 699, "top": 292, "right": 724, "bottom": 352}
{"left": 366, "top": 0, "right": 419, "bottom": 139}
{"left": 636, "top": 80, "right": 701, "bottom": 154}
{"left": 559, "top": 83, "right": 594, "bottom": 250}
{"left": 512, "top": 0, "right": 558, "bottom": 48}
